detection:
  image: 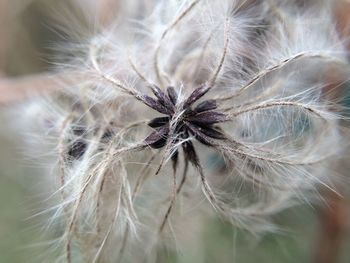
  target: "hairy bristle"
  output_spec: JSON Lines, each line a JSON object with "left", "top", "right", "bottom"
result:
{"left": 15, "top": 0, "right": 350, "bottom": 262}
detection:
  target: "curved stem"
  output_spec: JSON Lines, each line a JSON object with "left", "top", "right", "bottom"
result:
{"left": 227, "top": 101, "right": 326, "bottom": 119}
{"left": 216, "top": 53, "right": 347, "bottom": 101}
{"left": 196, "top": 161, "right": 223, "bottom": 213}
{"left": 222, "top": 78, "right": 282, "bottom": 110}
{"left": 90, "top": 43, "right": 144, "bottom": 99}
{"left": 117, "top": 153, "right": 158, "bottom": 262}
{"left": 209, "top": 17, "right": 230, "bottom": 87}
{"left": 65, "top": 142, "right": 144, "bottom": 263}
{"left": 191, "top": 31, "right": 215, "bottom": 82}
{"left": 132, "top": 153, "right": 158, "bottom": 200}
{"left": 91, "top": 168, "right": 124, "bottom": 263}
{"left": 159, "top": 164, "right": 177, "bottom": 233}
{"left": 177, "top": 159, "right": 189, "bottom": 194}
{"left": 128, "top": 52, "right": 154, "bottom": 88}
{"left": 153, "top": 0, "right": 201, "bottom": 86}
{"left": 222, "top": 142, "right": 329, "bottom": 166}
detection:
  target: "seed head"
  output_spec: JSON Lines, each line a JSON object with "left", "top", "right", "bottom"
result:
{"left": 17, "top": 1, "right": 350, "bottom": 262}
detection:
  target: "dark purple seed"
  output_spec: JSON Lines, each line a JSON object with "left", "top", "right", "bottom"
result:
{"left": 182, "top": 141, "right": 199, "bottom": 165}
{"left": 198, "top": 126, "right": 226, "bottom": 140}
{"left": 67, "top": 140, "right": 87, "bottom": 160}
{"left": 148, "top": 117, "right": 170, "bottom": 128}
{"left": 167, "top": 86, "right": 178, "bottom": 105}
{"left": 183, "top": 84, "right": 211, "bottom": 108}
{"left": 148, "top": 136, "right": 167, "bottom": 149}
{"left": 185, "top": 122, "right": 215, "bottom": 146}
{"left": 188, "top": 111, "right": 228, "bottom": 124}
{"left": 141, "top": 95, "right": 170, "bottom": 114}
{"left": 144, "top": 126, "right": 169, "bottom": 148}
{"left": 171, "top": 150, "right": 179, "bottom": 171}
{"left": 194, "top": 100, "right": 217, "bottom": 113}
{"left": 151, "top": 85, "right": 174, "bottom": 111}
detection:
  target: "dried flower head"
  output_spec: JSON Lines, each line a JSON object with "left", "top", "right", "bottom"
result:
{"left": 18, "top": 0, "right": 350, "bottom": 262}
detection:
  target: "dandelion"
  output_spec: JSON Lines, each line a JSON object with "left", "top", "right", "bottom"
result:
{"left": 20, "top": 0, "right": 350, "bottom": 262}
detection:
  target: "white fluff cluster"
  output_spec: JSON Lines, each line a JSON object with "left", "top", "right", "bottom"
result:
{"left": 20, "top": 0, "right": 350, "bottom": 262}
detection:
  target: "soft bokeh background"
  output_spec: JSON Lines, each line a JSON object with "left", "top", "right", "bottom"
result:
{"left": 0, "top": 1, "right": 350, "bottom": 262}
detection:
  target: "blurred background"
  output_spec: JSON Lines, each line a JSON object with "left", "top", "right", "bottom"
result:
{"left": 0, "top": 0, "right": 350, "bottom": 262}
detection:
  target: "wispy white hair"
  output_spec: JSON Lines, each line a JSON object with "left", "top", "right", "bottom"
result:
{"left": 17, "top": 0, "right": 350, "bottom": 262}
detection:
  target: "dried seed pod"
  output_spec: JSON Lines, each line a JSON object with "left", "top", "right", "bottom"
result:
{"left": 17, "top": 0, "right": 350, "bottom": 262}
